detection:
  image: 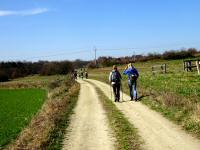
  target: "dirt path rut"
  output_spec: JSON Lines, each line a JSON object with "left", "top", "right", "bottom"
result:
{"left": 88, "top": 79, "right": 200, "bottom": 150}
{"left": 62, "top": 80, "right": 115, "bottom": 150}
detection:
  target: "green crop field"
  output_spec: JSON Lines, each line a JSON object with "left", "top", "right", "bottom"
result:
{"left": 89, "top": 58, "right": 200, "bottom": 138}
{"left": 0, "top": 88, "right": 46, "bottom": 147}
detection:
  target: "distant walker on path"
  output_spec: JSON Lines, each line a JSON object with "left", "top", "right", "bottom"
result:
{"left": 85, "top": 71, "right": 88, "bottom": 79}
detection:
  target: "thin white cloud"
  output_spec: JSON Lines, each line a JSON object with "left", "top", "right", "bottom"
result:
{"left": 0, "top": 8, "right": 49, "bottom": 17}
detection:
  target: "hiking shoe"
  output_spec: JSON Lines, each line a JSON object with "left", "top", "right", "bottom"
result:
{"left": 130, "top": 96, "right": 133, "bottom": 101}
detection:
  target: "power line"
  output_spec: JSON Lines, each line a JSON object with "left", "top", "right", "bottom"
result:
{"left": 4, "top": 42, "right": 199, "bottom": 61}
{"left": 21, "top": 50, "right": 90, "bottom": 60}
{"left": 7, "top": 48, "right": 136, "bottom": 61}
{"left": 96, "top": 41, "right": 200, "bottom": 52}
{"left": 97, "top": 47, "right": 138, "bottom": 51}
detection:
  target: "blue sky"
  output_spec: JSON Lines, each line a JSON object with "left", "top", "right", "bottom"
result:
{"left": 0, "top": 0, "right": 200, "bottom": 61}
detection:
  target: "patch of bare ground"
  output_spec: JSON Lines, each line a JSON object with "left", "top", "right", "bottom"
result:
{"left": 62, "top": 80, "right": 115, "bottom": 150}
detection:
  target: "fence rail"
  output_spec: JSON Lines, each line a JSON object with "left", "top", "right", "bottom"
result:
{"left": 183, "top": 59, "right": 200, "bottom": 74}
{"left": 152, "top": 64, "right": 167, "bottom": 74}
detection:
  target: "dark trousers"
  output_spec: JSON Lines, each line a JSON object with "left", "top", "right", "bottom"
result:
{"left": 128, "top": 80, "right": 137, "bottom": 100}
{"left": 112, "top": 83, "right": 120, "bottom": 102}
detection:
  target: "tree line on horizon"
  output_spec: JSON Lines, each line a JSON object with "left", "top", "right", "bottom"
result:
{"left": 0, "top": 60, "right": 89, "bottom": 82}
{"left": 0, "top": 48, "right": 199, "bottom": 82}
{"left": 87, "top": 48, "right": 200, "bottom": 68}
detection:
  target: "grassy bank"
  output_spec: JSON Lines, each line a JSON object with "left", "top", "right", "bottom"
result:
{"left": 2, "top": 75, "right": 80, "bottom": 150}
{"left": 45, "top": 82, "right": 80, "bottom": 150}
{"left": 0, "top": 75, "right": 67, "bottom": 89}
{"left": 86, "top": 80, "right": 142, "bottom": 150}
{"left": 89, "top": 59, "right": 200, "bottom": 138}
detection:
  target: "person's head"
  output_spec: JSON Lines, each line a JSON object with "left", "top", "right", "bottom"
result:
{"left": 128, "top": 63, "right": 133, "bottom": 68}
{"left": 113, "top": 65, "right": 117, "bottom": 70}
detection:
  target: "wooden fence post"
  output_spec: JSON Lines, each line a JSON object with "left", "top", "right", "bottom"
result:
{"left": 152, "top": 66, "right": 154, "bottom": 75}
{"left": 152, "top": 64, "right": 167, "bottom": 74}
{"left": 183, "top": 61, "right": 186, "bottom": 71}
{"left": 196, "top": 60, "right": 200, "bottom": 75}
{"left": 186, "top": 62, "right": 189, "bottom": 72}
{"left": 164, "top": 64, "right": 167, "bottom": 73}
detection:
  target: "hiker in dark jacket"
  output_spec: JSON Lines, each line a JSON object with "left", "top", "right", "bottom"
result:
{"left": 74, "top": 71, "right": 77, "bottom": 80}
{"left": 109, "top": 65, "right": 122, "bottom": 102}
{"left": 85, "top": 71, "right": 88, "bottom": 79}
{"left": 123, "top": 63, "right": 139, "bottom": 101}
{"left": 80, "top": 69, "right": 84, "bottom": 80}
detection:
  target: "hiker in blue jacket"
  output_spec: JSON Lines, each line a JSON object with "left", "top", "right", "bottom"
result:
{"left": 123, "top": 63, "right": 139, "bottom": 101}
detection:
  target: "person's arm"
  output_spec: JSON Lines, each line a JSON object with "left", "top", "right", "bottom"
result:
{"left": 123, "top": 65, "right": 128, "bottom": 75}
{"left": 109, "top": 72, "right": 112, "bottom": 83}
{"left": 123, "top": 69, "right": 129, "bottom": 75}
{"left": 135, "top": 69, "right": 139, "bottom": 77}
{"left": 134, "top": 68, "right": 139, "bottom": 79}
{"left": 118, "top": 71, "right": 122, "bottom": 79}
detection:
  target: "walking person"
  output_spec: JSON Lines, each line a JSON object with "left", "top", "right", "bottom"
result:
{"left": 80, "top": 69, "right": 84, "bottom": 80}
{"left": 109, "top": 65, "right": 122, "bottom": 102}
{"left": 123, "top": 63, "right": 139, "bottom": 101}
{"left": 85, "top": 71, "right": 88, "bottom": 79}
{"left": 71, "top": 71, "right": 74, "bottom": 80}
{"left": 74, "top": 71, "right": 77, "bottom": 80}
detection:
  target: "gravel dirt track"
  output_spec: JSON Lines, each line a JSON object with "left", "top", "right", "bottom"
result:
{"left": 87, "top": 79, "right": 200, "bottom": 150}
{"left": 62, "top": 80, "right": 115, "bottom": 150}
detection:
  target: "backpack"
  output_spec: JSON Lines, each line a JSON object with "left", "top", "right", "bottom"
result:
{"left": 129, "top": 68, "right": 138, "bottom": 82}
{"left": 130, "top": 74, "right": 137, "bottom": 82}
{"left": 111, "top": 71, "right": 120, "bottom": 83}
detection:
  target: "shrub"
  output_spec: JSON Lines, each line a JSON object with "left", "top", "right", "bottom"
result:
{"left": 162, "top": 49, "right": 198, "bottom": 60}
{"left": 87, "top": 61, "right": 97, "bottom": 68}
{"left": 40, "top": 61, "right": 73, "bottom": 76}
{"left": 0, "top": 71, "right": 9, "bottom": 82}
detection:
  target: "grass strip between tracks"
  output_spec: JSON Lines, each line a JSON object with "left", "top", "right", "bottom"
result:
{"left": 86, "top": 80, "right": 143, "bottom": 150}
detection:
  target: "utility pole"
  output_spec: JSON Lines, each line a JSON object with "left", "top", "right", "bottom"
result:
{"left": 94, "top": 47, "right": 97, "bottom": 67}
{"left": 133, "top": 50, "right": 136, "bottom": 62}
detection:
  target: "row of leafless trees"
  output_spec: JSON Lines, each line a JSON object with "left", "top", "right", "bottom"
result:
{"left": 87, "top": 48, "right": 200, "bottom": 68}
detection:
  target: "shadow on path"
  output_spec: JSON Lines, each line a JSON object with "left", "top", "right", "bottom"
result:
{"left": 119, "top": 94, "right": 150, "bottom": 103}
